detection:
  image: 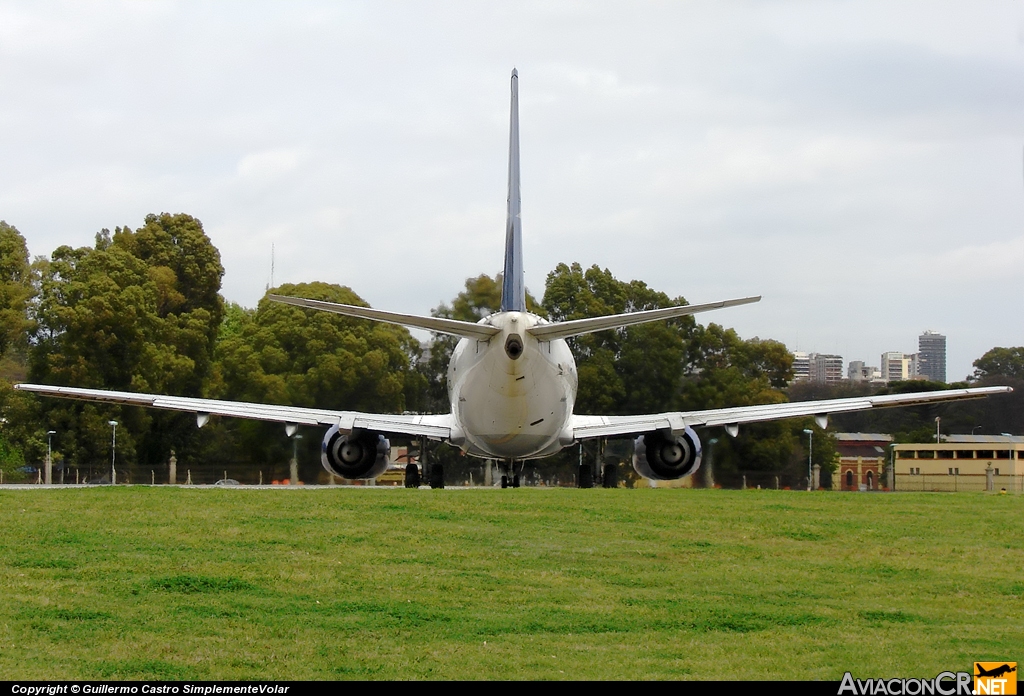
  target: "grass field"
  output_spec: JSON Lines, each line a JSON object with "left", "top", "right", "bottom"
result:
{"left": 0, "top": 486, "right": 1021, "bottom": 680}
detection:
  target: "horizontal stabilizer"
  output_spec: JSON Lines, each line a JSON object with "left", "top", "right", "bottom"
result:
{"left": 268, "top": 295, "right": 500, "bottom": 341}
{"left": 527, "top": 296, "right": 761, "bottom": 341}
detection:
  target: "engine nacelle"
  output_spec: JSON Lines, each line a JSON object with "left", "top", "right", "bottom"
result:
{"left": 321, "top": 425, "right": 390, "bottom": 480}
{"left": 633, "top": 427, "right": 702, "bottom": 481}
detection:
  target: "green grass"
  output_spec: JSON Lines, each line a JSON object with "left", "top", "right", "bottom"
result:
{"left": 0, "top": 487, "right": 1021, "bottom": 679}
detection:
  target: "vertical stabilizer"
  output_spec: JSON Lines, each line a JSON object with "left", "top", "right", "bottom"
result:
{"left": 501, "top": 69, "right": 526, "bottom": 312}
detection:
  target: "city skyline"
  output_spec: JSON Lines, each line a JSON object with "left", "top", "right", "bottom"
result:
{"left": 799, "top": 330, "right": 951, "bottom": 385}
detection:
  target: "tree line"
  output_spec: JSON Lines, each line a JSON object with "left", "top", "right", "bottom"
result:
{"left": 0, "top": 215, "right": 1020, "bottom": 484}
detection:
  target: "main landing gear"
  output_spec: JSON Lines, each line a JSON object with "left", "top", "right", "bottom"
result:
{"left": 404, "top": 463, "right": 420, "bottom": 488}
{"left": 403, "top": 462, "right": 443, "bottom": 488}
{"left": 578, "top": 463, "right": 593, "bottom": 488}
{"left": 429, "top": 463, "right": 444, "bottom": 489}
{"left": 406, "top": 437, "right": 443, "bottom": 489}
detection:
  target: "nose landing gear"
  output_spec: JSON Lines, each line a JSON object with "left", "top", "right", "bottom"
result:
{"left": 500, "top": 460, "right": 521, "bottom": 488}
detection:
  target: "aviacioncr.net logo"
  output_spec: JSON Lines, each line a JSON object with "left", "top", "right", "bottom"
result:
{"left": 838, "top": 671, "right": 973, "bottom": 695}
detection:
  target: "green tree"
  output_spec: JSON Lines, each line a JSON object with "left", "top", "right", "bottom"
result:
{"left": 792, "top": 423, "right": 838, "bottom": 488}
{"left": 29, "top": 214, "right": 224, "bottom": 469}
{"left": 211, "top": 282, "right": 424, "bottom": 469}
{"left": 214, "top": 282, "right": 417, "bottom": 411}
{"left": 970, "top": 347, "right": 1024, "bottom": 382}
{"left": 543, "top": 262, "right": 796, "bottom": 479}
{"left": 680, "top": 325, "right": 796, "bottom": 478}
{"left": 0, "top": 378, "right": 46, "bottom": 481}
{"left": 543, "top": 262, "right": 693, "bottom": 415}
{"left": 0, "top": 221, "right": 34, "bottom": 362}
{"left": 680, "top": 323, "right": 792, "bottom": 410}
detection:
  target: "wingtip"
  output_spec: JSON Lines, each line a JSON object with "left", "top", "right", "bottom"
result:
{"left": 511, "top": 67, "right": 518, "bottom": 78}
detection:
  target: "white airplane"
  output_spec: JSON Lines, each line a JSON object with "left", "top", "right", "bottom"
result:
{"left": 15, "top": 70, "right": 1010, "bottom": 486}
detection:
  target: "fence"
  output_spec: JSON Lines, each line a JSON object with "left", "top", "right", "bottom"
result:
{"left": 894, "top": 473, "right": 1024, "bottom": 493}
{"left": 711, "top": 470, "right": 808, "bottom": 490}
{"left": 8, "top": 461, "right": 302, "bottom": 486}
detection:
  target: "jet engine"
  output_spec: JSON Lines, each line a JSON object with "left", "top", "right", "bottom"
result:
{"left": 321, "top": 425, "right": 390, "bottom": 480}
{"left": 633, "top": 427, "right": 702, "bottom": 480}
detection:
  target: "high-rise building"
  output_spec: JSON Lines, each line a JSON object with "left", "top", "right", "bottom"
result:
{"left": 810, "top": 354, "right": 844, "bottom": 384}
{"left": 881, "top": 352, "right": 913, "bottom": 382}
{"left": 792, "top": 352, "right": 810, "bottom": 382}
{"left": 848, "top": 360, "right": 865, "bottom": 380}
{"left": 792, "top": 351, "right": 846, "bottom": 384}
{"left": 848, "top": 361, "right": 884, "bottom": 383}
{"left": 918, "top": 330, "right": 946, "bottom": 383}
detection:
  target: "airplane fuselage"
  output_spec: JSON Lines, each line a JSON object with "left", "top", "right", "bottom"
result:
{"left": 448, "top": 311, "right": 578, "bottom": 460}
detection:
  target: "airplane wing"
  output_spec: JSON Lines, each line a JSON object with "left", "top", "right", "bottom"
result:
{"left": 571, "top": 386, "right": 1012, "bottom": 439}
{"left": 12, "top": 384, "right": 453, "bottom": 439}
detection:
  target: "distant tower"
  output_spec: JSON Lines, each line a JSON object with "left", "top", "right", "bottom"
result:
{"left": 791, "top": 352, "right": 810, "bottom": 382}
{"left": 918, "top": 331, "right": 946, "bottom": 383}
{"left": 809, "top": 353, "right": 844, "bottom": 384}
{"left": 881, "top": 351, "right": 911, "bottom": 383}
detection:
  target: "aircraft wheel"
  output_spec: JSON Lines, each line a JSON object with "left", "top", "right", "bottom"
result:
{"left": 404, "top": 463, "right": 420, "bottom": 488}
{"left": 500, "top": 475, "right": 508, "bottom": 488}
{"left": 602, "top": 463, "right": 617, "bottom": 488}
{"left": 429, "top": 463, "right": 444, "bottom": 489}
{"left": 578, "top": 464, "right": 593, "bottom": 488}
{"left": 513, "top": 474, "right": 520, "bottom": 488}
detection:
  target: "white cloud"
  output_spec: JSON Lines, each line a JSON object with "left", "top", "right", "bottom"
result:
{"left": 917, "top": 238, "right": 1024, "bottom": 279}
{"left": 236, "top": 149, "right": 305, "bottom": 180}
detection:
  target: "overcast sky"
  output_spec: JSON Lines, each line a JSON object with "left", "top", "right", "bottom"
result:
{"left": 1, "top": 1, "right": 1022, "bottom": 381}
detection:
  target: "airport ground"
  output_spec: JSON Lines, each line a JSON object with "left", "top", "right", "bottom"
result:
{"left": 0, "top": 487, "right": 1020, "bottom": 680}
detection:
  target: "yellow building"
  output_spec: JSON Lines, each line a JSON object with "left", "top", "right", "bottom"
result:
{"left": 894, "top": 435, "right": 1023, "bottom": 492}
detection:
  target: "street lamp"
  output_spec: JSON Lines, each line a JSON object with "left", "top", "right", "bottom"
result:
{"left": 46, "top": 430, "right": 56, "bottom": 485}
{"left": 972, "top": 425, "right": 984, "bottom": 435}
{"left": 802, "top": 428, "right": 813, "bottom": 491}
{"left": 108, "top": 420, "right": 118, "bottom": 485}
{"left": 935, "top": 416, "right": 941, "bottom": 443}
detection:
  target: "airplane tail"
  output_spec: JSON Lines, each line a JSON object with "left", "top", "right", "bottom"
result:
{"left": 275, "top": 70, "right": 760, "bottom": 340}
{"left": 501, "top": 69, "right": 526, "bottom": 312}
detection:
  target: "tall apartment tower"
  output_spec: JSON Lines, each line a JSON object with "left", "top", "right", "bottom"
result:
{"left": 792, "top": 352, "right": 810, "bottom": 382}
{"left": 918, "top": 330, "right": 946, "bottom": 383}
{"left": 881, "top": 352, "right": 912, "bottom": 382}
{"left": 791, "top": 352, "right": 843, "bottom": 384}
{"left": 810, "top": 354, "right": 844, "bottom": 384}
